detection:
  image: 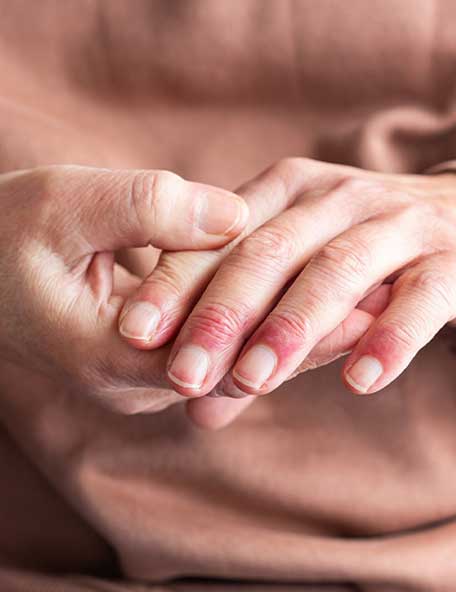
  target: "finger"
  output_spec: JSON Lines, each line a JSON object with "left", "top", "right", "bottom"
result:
{"left": 289, "top": 286, "right": 392, "bottom": 377}
{"left": 186, "top": 394, "right": 255, "bottom": 430}
{"left": 287, "top": 307, "right": 375, "bottom": 379}
{"left": 356, "top": 284, "right": 392, "bottom": 316}
{"left": 31, "top": 165, "right": 249, "bottom": 256}
{"left": 189, "top": 307, "right": 376, "bottom": 428}
{"left": 118, "top": 158, "right": 340, "bottom": 348}
{"left": 230, "top": 215, "right": 426, "bottom": 395}
{"left": 194, "top": 285, "right": 388, "bottom": 400}
{"left": 342, "top": 253, "right": 456, "bottom": 394}
{"left": 164, "top": 173, "right": 388, "bottom": 396}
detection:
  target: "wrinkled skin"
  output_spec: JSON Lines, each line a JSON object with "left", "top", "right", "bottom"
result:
{"left": 119, "top": 159, "right": 456, "bottom": 426}
{"left": 1, "top": 1, "right": 456, "bottom": 433}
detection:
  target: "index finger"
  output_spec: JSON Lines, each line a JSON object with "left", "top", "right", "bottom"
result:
{"left": 118, "top": 158, "right": 336, "bottom": 349}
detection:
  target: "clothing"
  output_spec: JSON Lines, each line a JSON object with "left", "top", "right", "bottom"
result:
{"left": 1, "top": 1, "right": 456, "bottom": 590}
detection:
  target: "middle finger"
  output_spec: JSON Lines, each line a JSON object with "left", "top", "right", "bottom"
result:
{"left": 166, "top": 182, "right": 386, "bottom": 396}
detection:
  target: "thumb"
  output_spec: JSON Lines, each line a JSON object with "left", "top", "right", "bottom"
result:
{"left": 30, "top": 165, "right": 249, "bottom": 255}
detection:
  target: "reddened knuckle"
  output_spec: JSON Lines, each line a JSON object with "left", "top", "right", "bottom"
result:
{"left": 380, "top": 319, "right": 420, "bottom": 349}
{"left": 269, "top": 307, "right": 313, "bottom": 342}
{"left": 189, "top": 301, "right": 251, "bottom": 347}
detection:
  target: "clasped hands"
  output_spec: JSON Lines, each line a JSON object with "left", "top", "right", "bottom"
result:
{"left": 1, "top": 159, "right": 455, "bottom": 429}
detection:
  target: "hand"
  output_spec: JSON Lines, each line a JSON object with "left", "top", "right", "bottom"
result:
{"left": 117, "top": 162, "right": 317, "bottom": 425}
{"left": 135, "top": 158, "right": 456, "bottom": 409}
{"left": 0, "top": 164, "right": 248, "bottom": 414}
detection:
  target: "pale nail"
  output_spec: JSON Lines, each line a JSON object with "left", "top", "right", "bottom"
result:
{"left": 345, "top": 355, "right": 383, "bottom": 394}
{"left": 232, "top": 344, "right": 277, "bottom": 390}
{"left": 196, "top": 191, "right": 248, "bottom": 236}
{"left": 119, "top": 302, "right": 160, "bottom": 341}
{"left": 168, "top": 345, "right": 209, "bottom": 389}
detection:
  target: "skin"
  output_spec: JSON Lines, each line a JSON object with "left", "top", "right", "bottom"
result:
{"left": 119, "top": 158, "right": 456, "bottom": 428}
{"left": 0, "top": 158, "right": 385, "bottom": 429}
{"left": 5, "top": 4, "right": 454, "bottom": 431}
{"left": 2, "top": 159, "right": 455, "bottom": 430}
{"left": 0, "top": 164, "right": 250, "bottom": 415}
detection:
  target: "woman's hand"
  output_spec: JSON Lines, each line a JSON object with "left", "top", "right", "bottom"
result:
{"left": 128, "top": 158, "right": 456, "bottom": 411}
{"left": 0, "top": 164, "right": 249, "bottom": 414}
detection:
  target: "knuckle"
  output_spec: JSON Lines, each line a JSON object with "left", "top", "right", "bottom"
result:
{"left": 377, "top": 318, "right": 421, "bottom": 350}
{"left": 130, "top": 169, "right": 183, "bottom": 232}
{"left": 268, "top": 307, "right": 313, "bottom": 343}
{"left": 143, "top": 251, "right": 216, "bottom": 303}
{"left": 268, "top": 158, "right": 307, "bottom": 194}
{"left": 144, "top": 265, "right": 186, "bottom": 301}
{"left": 399, "top": 269, "right": 454, "bottom": 314}
{"left": 315, "top": 237, "right": 372, "bottom": 280}
{"left": 188, "top": 301, "right": 252, "bottom": 348}
{"left": 234, "top": 224, "right": 298, "bottom": 271}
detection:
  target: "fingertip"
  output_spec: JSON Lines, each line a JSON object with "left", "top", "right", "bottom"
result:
{"left": 118, "top": 301, "right": 162, "bottom": 348}
{"left": 231, "top": 344, "right": 278, "bottom": 395}
{"left": 194, "top": 188, "right": 249, "bottom": 241}
{"left": 220, "top": 193, "right": 250, "bottom": 237}
{"left": 343, "top": 354, "right": 384, "bottom": 395}
{"left": 167, "top": 344, "right": 210, "bottom": 397}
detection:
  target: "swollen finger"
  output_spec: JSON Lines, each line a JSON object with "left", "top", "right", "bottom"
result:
{"left": 343, "top": 253, "right": 456, "bottom": 394}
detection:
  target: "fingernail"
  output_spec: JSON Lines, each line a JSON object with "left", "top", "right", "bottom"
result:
{"left": 196, "top": 191, "right": 248, "bottom": 235}
{"left": 119, "top": 302, "right": 160, "bottom": 341}
{"left": 168, "top": 345, "right": 209, "bottom": 389}
{"left": 209, "top": 374, "right": 249, "bottom": 399}
{"left": 345, "top": 355, "right": 383, "bottom": 394}
{"left": 232, "top": 344, "right": 277, "bottom": 390}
